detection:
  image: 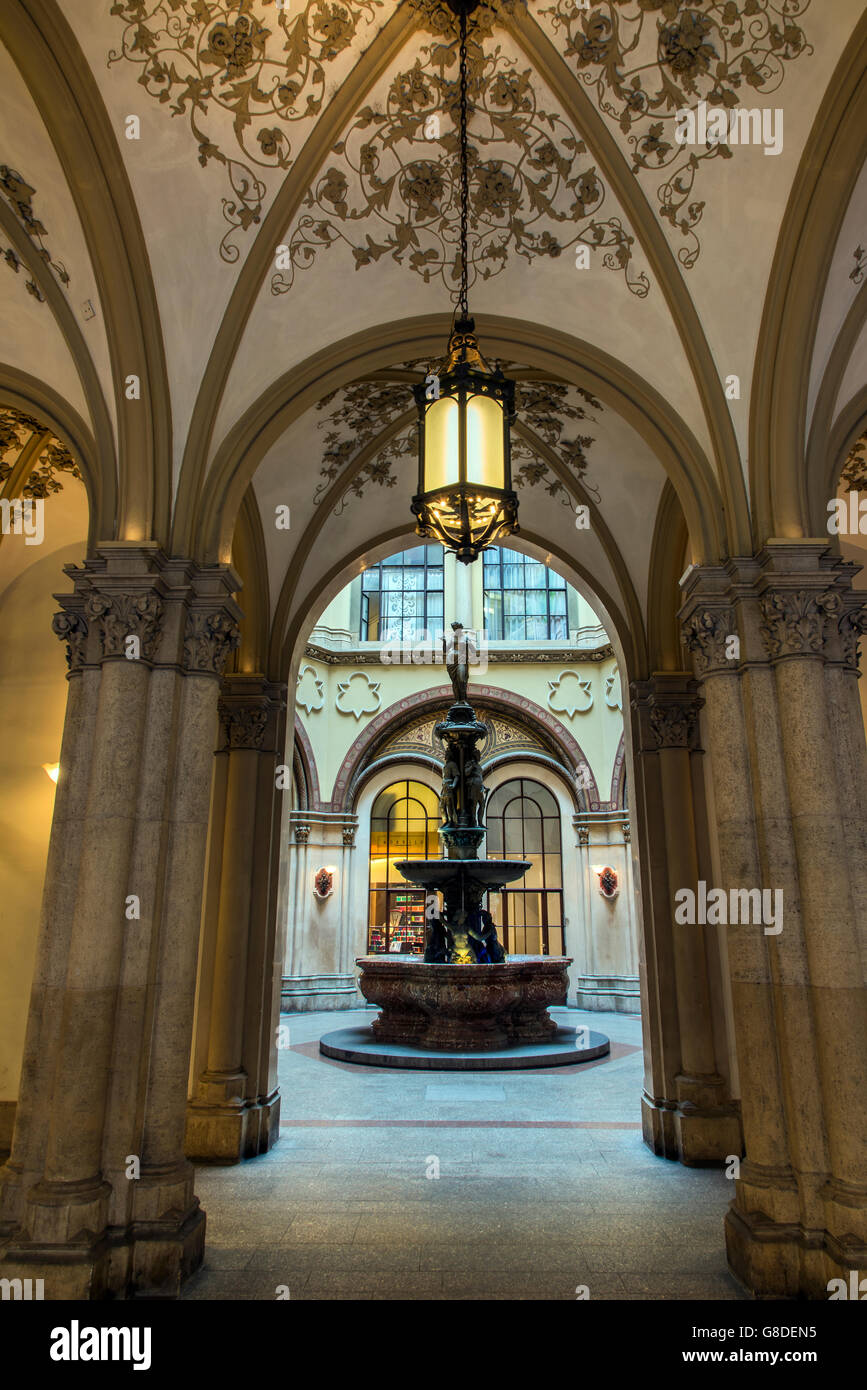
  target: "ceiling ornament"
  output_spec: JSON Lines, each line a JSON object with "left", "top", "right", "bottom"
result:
{"left": 840, "top": 431, "right": 867, "bottom": 492}
{"left": 312, "top": 360, "right": 604, "bottom": 512}
{"left": 0, "top": 407, "right": 81, "bottom": 497}
{"left": 107, "top": 0, "right": 384, "bottom": 263}
{"left": 0, "top": 165, "right": 70, "bottom": 302}
{"left": 271, "top": 9, "right": 650, "bottom": 300}
{"left": 314, "top": 375, "right": 416, "bottom": 511}
{"left": 512, "top": 378, "right": 601, "bottom": 505}
{"left": 540, "top": 0, "right": 813, "bottom": 270}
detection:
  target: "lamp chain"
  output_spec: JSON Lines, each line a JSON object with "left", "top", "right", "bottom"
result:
{"left": 457, "top": 3, "right": 470, "bottom": 322}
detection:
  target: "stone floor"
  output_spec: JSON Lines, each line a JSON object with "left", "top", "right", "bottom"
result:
{"left": 181, "top": 1005, "right": 748, "bottom": 1301}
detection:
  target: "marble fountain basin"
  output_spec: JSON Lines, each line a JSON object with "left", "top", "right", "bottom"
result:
{"left": 355, "top": 954, "right": 574, "bottom": 1051}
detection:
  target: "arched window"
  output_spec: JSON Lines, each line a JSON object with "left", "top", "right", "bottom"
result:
{"left": 368, "top": 779, "right": 439, "bottom": 954}
{"left": 485, "top": 777, "right": 563, "bottom": 956}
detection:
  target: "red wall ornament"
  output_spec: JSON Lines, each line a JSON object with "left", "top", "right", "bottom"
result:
{"left": 313, "top": 868, "right": 334, "bottom": 900}
{"left": 597, "top": 866, "right": 618, "bottom": 900}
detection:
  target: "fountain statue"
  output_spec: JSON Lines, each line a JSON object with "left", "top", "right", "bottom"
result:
{"left": 319, "top": 621, "right": 610, "bottom": 1064}
{"left": 396, "top": 623, "right": 528, "bottom": 965}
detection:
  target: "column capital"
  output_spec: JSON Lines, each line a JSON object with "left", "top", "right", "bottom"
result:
{"left": 50, "top": 548, "right": 242, "bottom": 675}
{"left": 51, "top": 607, "right": 88, "bottom": 673}
{"left": 679, "top": 547, "right": 865, "bottom": 673}
{"left": 837, "top": 596, "right": 867, "bottom": 673}
{"left": 630, "top": 674, "right": 703, "bottom": 750}
{"left": 757, "top": 587, "right": 841, "bottom": 662}
{"left": 217, "top": 675, "right": 286, "bottom": 751}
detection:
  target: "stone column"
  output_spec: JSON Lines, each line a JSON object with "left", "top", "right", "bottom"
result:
{"left": 631, "top": 676, "right": 740, "bottom": 1162}
{"left": 754, "top": 546, "right": 866, "bottom": 1293}
{"left": 186, "top": 675, "right": 286, "bottom": 1164}
{"left": 0, "top": 546, "right": 240, "bottom": 1298}
{"left": 681, "top": 546, "right": 867, "bottom": 1297}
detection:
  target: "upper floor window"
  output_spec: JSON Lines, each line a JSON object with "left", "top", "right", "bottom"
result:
{"left": 360, "top": 545, "right": 444, "bottom": 642}
{"left": 483, "top": 548, "right": 568, "bottom": 641}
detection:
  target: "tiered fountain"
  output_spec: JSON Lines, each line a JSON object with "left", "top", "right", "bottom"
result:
{"left": 320, "top": 625, "right": 610, "bottom": 1069}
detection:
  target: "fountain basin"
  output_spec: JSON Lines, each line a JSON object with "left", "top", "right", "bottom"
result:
{"left": 394, "top": 857, "right": 531, "bottom": 891}
{"left": 355, "top": 954, "right": 573, "bottom": 1051}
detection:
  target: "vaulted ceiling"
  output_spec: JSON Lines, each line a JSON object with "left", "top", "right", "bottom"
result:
{"left": 1, "top": 0, "right": 866, "bottom": 678}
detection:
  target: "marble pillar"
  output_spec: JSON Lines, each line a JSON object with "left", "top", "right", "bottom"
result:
{"left": 0, "top": 545, "right": 241, "bottom": 1298}
{"left": 681, "top": 543, "right": 867, "bottom": 1298}
{"left": 631, "top": 675, "right": 741, "bottom": 1163}
{"left": 186, "top": 675, "right": 286, "bottom": 1164}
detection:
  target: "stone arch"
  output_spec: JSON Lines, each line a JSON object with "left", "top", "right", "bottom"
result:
{"left": 0, "top": 365, "right": 108, "bottom": 552}
{"left": 170, "top": 4, "right": 752, "bottom": 561}
{"left": 0, "top": 0, "right": 173, "bottom": 546}
{"left": 292, "top": 716, "right": 321, "bottom": 814}
{"left": 750, "top": 13, "right": 867, "bottom": 541}
{"left": 330, "top": 683, "right": 601, "bottom": 814}
{"left": 197, "top": 315, "right": 728, "bottom": 570}
{"left": 610, "top": 733, "right": 627, "bottom": 812}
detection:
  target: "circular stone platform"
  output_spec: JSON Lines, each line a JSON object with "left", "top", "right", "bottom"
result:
{"left": 319, "top": 1023, "right": 610, "bottom": 1071}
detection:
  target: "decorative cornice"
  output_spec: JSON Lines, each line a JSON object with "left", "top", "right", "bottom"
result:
{"left": 758, "top": 589, "right": 841, "bottom": 661}
{"left": 51, "top": 610, "right": 87, "bottom": 673}
{"left": 184, "top": 609, "right": 241, "bottom": 675}
{"left": 84, "top": 590, "right": 163, "bottom": 661}
{"left": 303, "top": 641, "right": 614, "bottom": 666}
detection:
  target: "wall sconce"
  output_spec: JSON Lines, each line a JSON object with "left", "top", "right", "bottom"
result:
{"left": 42, "top": 762, "right": 60, "bottom": 784}
{"left": 596, "top": 866, "right": 619, "bottom": 900}
{"left": 313, "top": 866, "right": 336, "bottom": 900}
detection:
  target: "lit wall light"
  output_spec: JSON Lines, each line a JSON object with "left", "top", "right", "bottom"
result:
{"left": 42, "top": 762, "right": 60, "bottom": 784}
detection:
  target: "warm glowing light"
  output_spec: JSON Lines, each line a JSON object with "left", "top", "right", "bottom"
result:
{"left": 466, "top": 393, "right": 503, "bottom": 488}
{"left": 42, "top": 762, "right": 60, "bottom": 784}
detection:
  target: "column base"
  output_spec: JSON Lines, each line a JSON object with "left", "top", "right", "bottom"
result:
{"left": 185, "top": 1089, "right": 281, "bottom": 1165}
{"left": 0, "top": 1202, "right": 205, "bottom": 1299}
{"left": 726, "top": 1202, "right": 867, "bottom": 1299}
{"left": 642, "top": 1087, "right": 743, "bottom": 1165}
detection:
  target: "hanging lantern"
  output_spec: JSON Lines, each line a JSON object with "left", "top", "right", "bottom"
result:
{"left": 410, "top": 0, "right": 519, "bottom": 565}
{"left": 412, "top": 317, "right": 517, "bottom": 563}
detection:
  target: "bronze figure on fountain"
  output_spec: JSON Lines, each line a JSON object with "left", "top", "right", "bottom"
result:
{"left": 398, "top": 622, "right": 517, "bottom": 964}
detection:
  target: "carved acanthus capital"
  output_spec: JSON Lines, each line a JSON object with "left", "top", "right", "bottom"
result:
{"left": 85, "top": 590, "right": 163, "bottom": 660}
{"left": 838, "top": 603, "right": 867, "bottom": 670}
{"left": 342, "top": 825, "right": 356, "bottom": 848}
{"left": 294, "top": 823, "right": 310, "bottom": 845}
{"left": 220, "top": 704, "right": 269, "bottom": 750}
{"left": 650, "top": 702, "right": 698, "bottom": 749}
{"left": 682, "top": 607, "right": 735, "bottom": 676}
{"left": 577, "top": 825, "right": 590, "bottom": 847}
{"left": 184, "top": 609, "right": 240, "bottom": 675}
{"left": 759, "top": 589, "right": 841, "bottom": 660}
{"left": 52, "top": 610, "right": 88, "bottom": 671}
